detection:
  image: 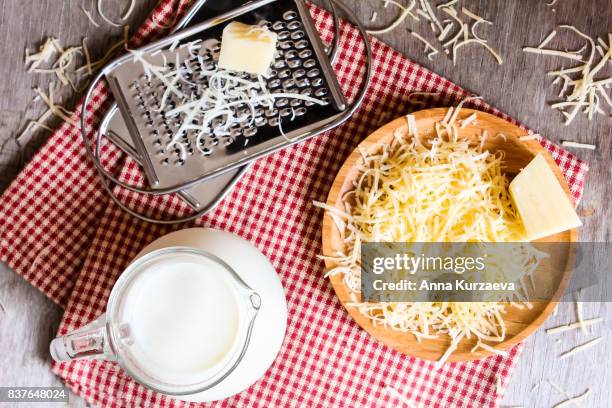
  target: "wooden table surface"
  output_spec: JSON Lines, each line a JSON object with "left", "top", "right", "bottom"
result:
{"left": 0, "top": 1, "right": 609, "bottom": 407}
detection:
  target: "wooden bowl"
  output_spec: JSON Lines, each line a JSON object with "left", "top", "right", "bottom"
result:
{"left": 321, "top": 108, "right": 578, "bottom": 362}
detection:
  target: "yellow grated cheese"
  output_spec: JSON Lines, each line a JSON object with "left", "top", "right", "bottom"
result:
{"left": 316, "top": 116, "right": 547, "bottom": 364}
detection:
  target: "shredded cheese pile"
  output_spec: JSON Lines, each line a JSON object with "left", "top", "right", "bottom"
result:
{"left": 366, "top": 1, "right": 502, "bottom": 65}
{"left": 25, "top": 29, "right": 129, "bottom": 92}
{"left": 20, "top": 29, "right": 130, "bottom": 141}
{"left": 316, "top": 109, "right": 549, "bottom": 365}
{"left": 523, "top": 27, "right": 612, "bottom": 125}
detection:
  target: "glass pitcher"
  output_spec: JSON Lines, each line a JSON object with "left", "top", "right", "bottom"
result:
{"left": 50, "top": 247, "right": 261, "bottom": 396}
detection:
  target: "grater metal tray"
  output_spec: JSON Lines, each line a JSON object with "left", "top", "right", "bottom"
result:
{"left": 82, "top": 0, "right": 372, "bottom": 223}
{"left": 99, "top": 0, "right": 253, "bottom": 212}
{"left": 105, "top": 0, "right": 346, "bottom": 191}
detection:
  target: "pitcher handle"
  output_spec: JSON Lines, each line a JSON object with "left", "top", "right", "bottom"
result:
{"left": 50, "top": 314, "right": 116, "bottom": 362}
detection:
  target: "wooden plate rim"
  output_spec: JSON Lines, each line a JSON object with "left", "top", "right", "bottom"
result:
{"left": 321, "top": 108, "right": 578, "bottom": 362}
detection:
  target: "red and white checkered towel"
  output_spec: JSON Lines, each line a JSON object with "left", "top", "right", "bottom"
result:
{"left": 0, "top": 1, "right": 588, "bottom": 407}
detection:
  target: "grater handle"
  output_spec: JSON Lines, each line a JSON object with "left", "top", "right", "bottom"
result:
{"left": 80, "top": 0, "right": 372, "bottom": 224}
{"left": 323, "top": 0, "right": 340, "bottom": 65}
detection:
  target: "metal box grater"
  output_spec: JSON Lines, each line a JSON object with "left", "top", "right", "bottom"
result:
{"left": 99, "top": 104, "right": 247, "bottom": 211}
{"left": 82, "top": 0, "right": 372, "bottom": 223}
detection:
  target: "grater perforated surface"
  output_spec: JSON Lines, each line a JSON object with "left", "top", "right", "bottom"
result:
{"left": 105, "top": 0, "right": 346, "bottom": 189}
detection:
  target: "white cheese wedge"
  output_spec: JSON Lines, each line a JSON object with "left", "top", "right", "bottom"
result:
{"left": 218, "top": 21, "right": 278, "bottom": 75}
{"left": 509, "top": 153, "right": 582, "bottom": 241}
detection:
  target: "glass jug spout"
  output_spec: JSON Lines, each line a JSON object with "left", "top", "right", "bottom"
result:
{"left": 50, "top": 314, "right": 116, "bottom": 362}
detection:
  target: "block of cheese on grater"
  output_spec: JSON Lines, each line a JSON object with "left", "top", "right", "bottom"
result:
{"left": 218, "top": 21, "right": 278, "bottom": 75}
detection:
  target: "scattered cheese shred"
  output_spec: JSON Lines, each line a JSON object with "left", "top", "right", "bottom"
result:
{"left": 419, "top": 0, "right": 443, "bottom": 33}
{"left": 25, "top": 38, "right": 60, "bottom": 72}
{"left": 121, "top": 0, "right": 136, "bottom": 21}
{"left": 25, "top": 30, "right": 129, "bottom": 92}
{"left": 523, "top": 47, "right": 583, "bottom": 61}
{"left": 559, "top": 337, "right": 603, "bottom": 359}
{"left": 553, "top": 388, "right": 591, "bottom": 408}
{"left": 438, "top": 22, "right": 453, "bottom": 42}
{"left": 410, "top": 31, "right": 439, "bottom": 60}
{"left": 545, "top": 317, "right": 603, "bottom": 334}
{"left": 436, "top": 334, "right": 463, "bottom": 368}
{"left": 525, "top": 26, "right": 612, "bottom": 124}
{"left": 405, "top": 113, "right": 419, "bottom": 138}
{"left": 448, "top": 96, "right": 482, "bottom": 125}
{"left": 519, "top": 134, "right": 541, "bottom": 141}
{"left": 561, "top": 140, "right": 596, "bottom": 150}
{"left": 473, "top": 340, "right": 509, "bottom": 357}
{"left": 440, "top": 7, "right": 502, "bottom": 65}
{"left": 363, "top": 1, "right": 501, "bottom": 63}
{"left": 366, "top": 0, "right": 418, "bottom": 35}
{"left": 16, "top": 109, "right": 54, "bottom": 142}
{"left": 437, "top": 0, "right": 458, "bottom": 9}
{"left": 20, "top": 31, "right": 129, "bottom": 138}
{"left": 33, "top": 85, "right": 77, "bottom": 125}
{"left": 97, "top": 0, "right": 123, "bottom": 27}
{"left": 81, "top": 5, "right": 101, "bottom": 27}
{"left": 82, "top": 38, "right": 93, "bottom": 75}
{"left": 460, "top": 113, "right": 477, "bottom": 128}
{"left": 538, "top": 30, "right": 557, "bottom": 49}
{"left": 452, "top": 39, "right": 503, "bottom": 65}
{"left": 575, "top": 288, "right": 587, "bottom": 334}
